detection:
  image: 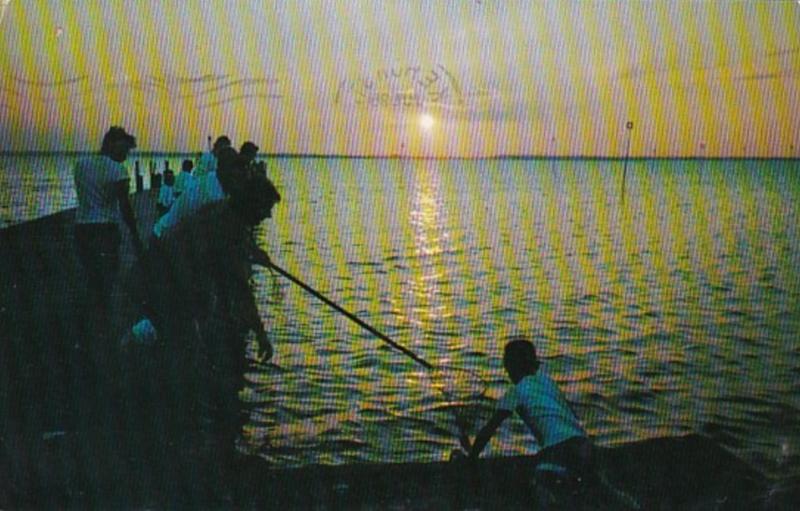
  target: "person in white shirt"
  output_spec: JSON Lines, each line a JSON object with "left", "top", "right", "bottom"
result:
{"left": 194, "top": 135, "right": 231, "bottom": 178}
{"left": 73, "top": 127, "right": 144, "bottom": 316}
{"left": 151, "top": 146, "right": 237, "bottom": 239}
{"left": 461, "top": 337, "right": 639, "bottom": 510}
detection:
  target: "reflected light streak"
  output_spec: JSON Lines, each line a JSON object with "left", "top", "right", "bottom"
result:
{"left": 408, "top": 164, "right": 451, "bottom": 324}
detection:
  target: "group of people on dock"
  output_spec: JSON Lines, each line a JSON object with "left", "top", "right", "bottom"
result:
{"left": 70, "top": 127, "right": 637, "bottom": 508}
{"left": 71, "top": 126, "right": 280, "bottom": 501}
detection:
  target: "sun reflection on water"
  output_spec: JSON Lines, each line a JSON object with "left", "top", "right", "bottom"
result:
{"left": 406, "top": 162, "right": 454, "bottom": 324}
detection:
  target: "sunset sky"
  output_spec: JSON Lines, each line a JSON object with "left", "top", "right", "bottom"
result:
{"left": 1, "top": 0, "right": 798, "bottom": 157}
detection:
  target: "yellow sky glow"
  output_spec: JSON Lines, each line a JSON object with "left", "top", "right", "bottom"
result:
{"left": 0, "top": 0, "right": 799, "bottom": 157}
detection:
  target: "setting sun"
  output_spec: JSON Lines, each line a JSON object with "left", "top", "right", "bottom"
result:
{"left": 419, "top": 113, "right": 435, "bottom": 132}
{"left": 0, "top": 1, "right": 798, "bottom": 157}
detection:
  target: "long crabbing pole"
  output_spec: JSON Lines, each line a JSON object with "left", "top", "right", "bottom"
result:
{"left": 267, "top": 261, "right": 434, "bottom": 370}
{"left": 621, "top": 121, "right": 634, "bottom": 205}
{"left": 266, "top": 261, "right": 476, "bottom": 450}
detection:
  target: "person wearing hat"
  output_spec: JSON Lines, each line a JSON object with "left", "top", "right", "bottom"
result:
{"left": 73, "top": 126, "right": 144, "bottom": 344}
{"left": 240, "top": 141, "right": 268, "bottom": 178}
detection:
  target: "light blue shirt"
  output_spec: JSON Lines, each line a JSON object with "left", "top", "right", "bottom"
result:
{"left": 158, "top": 184, "right": 176, "bottom": 209}
{"left": 497, "top": 371, "right": 586, "bottom": 449}
{"left": 152, "top": 171, "right": 224, "bottom": 238}
{"left": 194, "top": 151, "right": 216, "bottom": 178}
{"left": 173, "top": 171, "right": 195, "bottom": 196}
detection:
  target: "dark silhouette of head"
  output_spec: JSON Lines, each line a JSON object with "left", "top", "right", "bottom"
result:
{"left": 215, "top": 146, "right": 240, "bottom": 194}
{"left": 229, "top": 164, "right": 281, "bottom": 226}
{"left": 163, "top": 169, "right": 175, "bottom": 186}
{"left": 503, "top": 337, "right": 540, "bottom": 383}
{"left": 213, "top": 135, "right": 232, "bottom": 155}
{"left": 100, "top": 126, "right": 137, "bottom": 162}
{"left": 217, "top": 146, "right": 241, "bottom": 189}
{"left": 240, "top": 141, "right": 260, "bottom": 163}
{"left": 181, "top": 159, "right": 194, "bottom": 173}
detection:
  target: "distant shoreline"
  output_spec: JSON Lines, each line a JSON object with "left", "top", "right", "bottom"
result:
{"left": 0, "top": 151, "right": 797, "bottom": 161}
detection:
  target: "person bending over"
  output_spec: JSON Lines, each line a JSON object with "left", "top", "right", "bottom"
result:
{"left": 125, "top": 161, "right": 281, "bottom": 502}
{"left": 462, "top": 337, "right": 639, "bottom": 510}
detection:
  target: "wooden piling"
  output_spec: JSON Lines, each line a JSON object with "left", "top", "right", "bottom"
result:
{"left": 134, "top": 160, "right": 143, "bottom": 192}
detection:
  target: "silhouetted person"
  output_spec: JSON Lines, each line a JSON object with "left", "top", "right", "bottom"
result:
{"left": 173, "top": 158, "right": 195, "bottom": 198}
{"left": 157, "top": 169, "right": 176, "bottom": 216}
{"left": 128, "top": 160, "right": 280, "bottom": 502}
{"left": 196, "top": 135, "right": 231, "bottom": 178}
{"left": 240, "top": 141, "right": 268, "bottom": 178}
{"left": 240, "top": 141, "right": 259, "bottom": 164}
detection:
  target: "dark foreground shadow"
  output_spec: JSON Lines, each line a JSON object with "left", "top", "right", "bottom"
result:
{"left": 3, "top": 429, "right": 798, "bottom": 510}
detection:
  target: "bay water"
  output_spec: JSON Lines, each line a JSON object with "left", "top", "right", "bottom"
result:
{"left": 2, "top": 154, "right": 799, "bottom": 485}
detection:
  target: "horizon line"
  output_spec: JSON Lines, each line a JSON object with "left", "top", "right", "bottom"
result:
{"left": 0, "top": 150, "right": 797, "bottom": 161}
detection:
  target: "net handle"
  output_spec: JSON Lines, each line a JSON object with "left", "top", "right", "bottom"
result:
{"left": 267, "top": 261, "right": 434, "bottom": 370}
{"left": 267, "top": 262, "right": 485, "bottom": 450}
